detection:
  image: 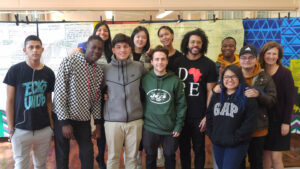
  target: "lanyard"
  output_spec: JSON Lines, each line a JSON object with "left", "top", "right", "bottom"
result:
{"left": 85, "top": 62, "right": 98, "bottom": 100}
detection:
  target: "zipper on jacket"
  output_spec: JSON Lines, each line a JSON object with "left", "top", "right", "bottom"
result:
{"left": 121, "top": 62, "right": 129, "bottom": 122}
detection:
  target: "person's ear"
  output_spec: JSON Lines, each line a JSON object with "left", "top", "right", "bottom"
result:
{"left": 112, "top": 47, "right": 116, "bottom": 54}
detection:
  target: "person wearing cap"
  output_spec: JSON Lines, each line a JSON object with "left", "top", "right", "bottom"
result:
{"left": 215, "top": 37, "right": 240, "bottom": 80}
{"left": 238, "top": 45, "right": 277, "bottom": 169}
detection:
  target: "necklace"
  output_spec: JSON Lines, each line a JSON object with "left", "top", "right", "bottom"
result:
{"left": 85, "top": 62, "right": 98, "bottom": 100}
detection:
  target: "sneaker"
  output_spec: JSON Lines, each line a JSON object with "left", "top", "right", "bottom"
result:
{"left": 123, "top": 151, "right": 126, "bottom": 163}
{"left": 156, "top": 147, "right": 165, "bottom": 167}
{"left": 156, "top": 155, "right": 165, "bottom": 167}
{"left": 137, "top": 152, "right": 142, "bottom": 169}
{"left": 99, "top": 164, "right": 106, "bottom": 169}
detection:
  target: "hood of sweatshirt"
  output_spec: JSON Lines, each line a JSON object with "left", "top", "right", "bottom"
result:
{"left": 110, "top": 54, "right": 133, "bottom": 66}
{"left": 216, "top": 53, "right": 240, "bottom": 67}
{"left": 149, "top": 69, "right": 175, "bottom": 91}
{"left": 110, "top": 54, "right": 134, "bottom": 82}
{"left": 243, "top": 62, "right": 261, "bottom": 85}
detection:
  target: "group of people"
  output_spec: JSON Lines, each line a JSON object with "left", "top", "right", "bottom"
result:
{"left": 4, "top": 21, "right": 295, "bottom": 169}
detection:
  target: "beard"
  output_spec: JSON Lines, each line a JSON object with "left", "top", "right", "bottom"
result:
{"left": 188, "top": 47, "right": 201, "bottom": 55}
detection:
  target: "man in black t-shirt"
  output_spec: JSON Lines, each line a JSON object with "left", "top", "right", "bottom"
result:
{"left": 173, "top": 28, "right": 217, "bottom": 169}
{"left": 3, "top": 35, "right": 55, "bottom": 169}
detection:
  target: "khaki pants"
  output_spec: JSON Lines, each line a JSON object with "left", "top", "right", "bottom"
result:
{"left": 105, "top": 119, "right": 143, "bottom": 169}
{"left": 11, "top": 126, "right": 53, "bottom": 169}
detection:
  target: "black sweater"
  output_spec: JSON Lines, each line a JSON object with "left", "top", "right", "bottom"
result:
{"left": 206, "top": 93, "right": 258, "bottom": 147}
{"left": 270, "top": 65, "right": 295, "bottom": 124}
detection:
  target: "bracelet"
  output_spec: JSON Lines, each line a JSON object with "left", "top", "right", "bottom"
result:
{"left": 9, "top": 129, "right": 15, "bottom": 134}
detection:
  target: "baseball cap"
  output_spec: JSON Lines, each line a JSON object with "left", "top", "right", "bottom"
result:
{"left": 239, "top": 45, "right": 258, "bottom": 57}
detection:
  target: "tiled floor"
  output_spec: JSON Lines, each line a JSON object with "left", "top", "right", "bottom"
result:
{"left": 1, "top": 134, "right": 300, "bottom": 169}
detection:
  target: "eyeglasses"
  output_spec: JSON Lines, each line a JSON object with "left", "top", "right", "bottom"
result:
{"left": 223, "top": 75, "right": 238, "bottom": 80}
{"left": 239, "top": 56, "right": 256, "bottom": 60}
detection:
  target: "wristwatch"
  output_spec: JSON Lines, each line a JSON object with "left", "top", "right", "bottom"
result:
{"left": 8, "top": 129, "right": 15, "bottom": 142}
{"left": 9, "top": 129, "right": 15, "bottom": 134}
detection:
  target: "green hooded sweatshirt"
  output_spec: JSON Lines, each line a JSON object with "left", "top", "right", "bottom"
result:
{"left": 142, "top": 69, "right": 187, "bottom": 135}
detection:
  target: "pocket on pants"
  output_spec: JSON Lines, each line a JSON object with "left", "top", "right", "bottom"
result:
{"left": 11, "top": 129, "right": 28, "bottom": 156}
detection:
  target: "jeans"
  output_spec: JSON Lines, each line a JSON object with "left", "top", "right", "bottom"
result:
{"left": 213, "top": 144, "right": 249, "bottom": 169}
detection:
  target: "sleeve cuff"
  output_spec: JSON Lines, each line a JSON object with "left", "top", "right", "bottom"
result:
{"left": 59, "top": 119, "right": 71, "bottom": 126}
{"left": 94, "top": 119, "right": 101, "bottom": 125}
{"left": 173, "top": 126, "right": 182, "bottom": 133}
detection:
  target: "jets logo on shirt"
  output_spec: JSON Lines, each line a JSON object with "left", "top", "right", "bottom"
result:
{"left": 147, "top": 89, "right": 171, "bottom": 104}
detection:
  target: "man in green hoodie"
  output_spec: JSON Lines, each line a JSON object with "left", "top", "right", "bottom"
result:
{"left": 142, "top": 45, "right": 187, "bottom": 169}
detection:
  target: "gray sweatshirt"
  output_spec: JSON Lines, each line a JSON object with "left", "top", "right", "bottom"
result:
{"left": 103, "top": 55, "right": 145, "bottom": 122}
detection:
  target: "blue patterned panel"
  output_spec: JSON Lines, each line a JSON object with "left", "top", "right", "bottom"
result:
{"left": 243, "top": 19, "right": 281, "bottom": 52}
{"left": 281, "top": 18, "right": 300, "bottom": 66}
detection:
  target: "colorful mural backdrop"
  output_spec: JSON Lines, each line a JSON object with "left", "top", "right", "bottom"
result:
{"left": 244, "top": 18, "right": 300, "bottom": 134}
{"left": 0, "top": 110, "right": 8, "bottom": 137}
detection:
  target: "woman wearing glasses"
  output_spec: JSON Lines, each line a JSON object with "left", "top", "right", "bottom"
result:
{"left": 206, "top": 65, "right": 258, "bottom": 169}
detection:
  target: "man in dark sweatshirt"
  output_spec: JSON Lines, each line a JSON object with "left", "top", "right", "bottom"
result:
{"left": 142, "top": 45, "right": 187, "bottom": 169}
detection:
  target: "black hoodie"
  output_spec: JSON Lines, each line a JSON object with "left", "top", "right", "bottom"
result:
{"left": 206, "top": 93, "right": 258, "bottom": 147}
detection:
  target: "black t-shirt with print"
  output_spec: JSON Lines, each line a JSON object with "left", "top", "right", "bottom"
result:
{"left": 173, "top": 55, "right": 217, "bottom": 119}
{"left": 167, "top": 50, "right": 182, "bottom": 72}
{"left": 3, "top": 62, "right": 55, "bottom": 130}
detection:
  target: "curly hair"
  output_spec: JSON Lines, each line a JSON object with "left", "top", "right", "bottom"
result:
{"left": 180, "top": 28, "right": 208, "bottom": 55}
